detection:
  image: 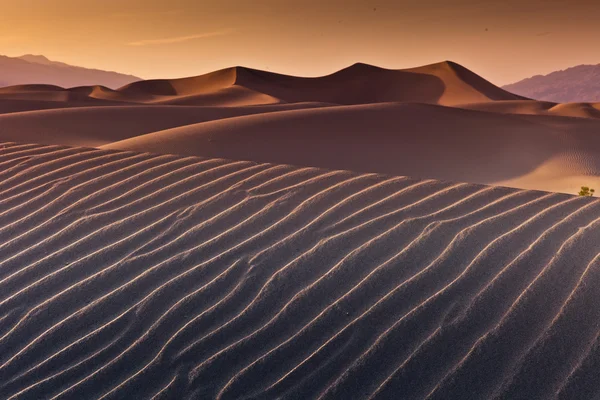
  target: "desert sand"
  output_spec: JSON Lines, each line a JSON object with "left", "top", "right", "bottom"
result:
{"left": 2, "top": 61, "right": 600, "bottom": 195}
{"left": 3, "top": 61, "right": 600, "bottom": 399}
{"left": 1, "top": 142, "right": 600, "bottom": 399}
{"left": 0, "top": 61, "right": 525, "bottom": 107}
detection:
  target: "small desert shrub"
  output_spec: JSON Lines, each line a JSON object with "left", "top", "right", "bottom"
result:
{"left": 579, "top": 186, "right": 595, "bottom": 197}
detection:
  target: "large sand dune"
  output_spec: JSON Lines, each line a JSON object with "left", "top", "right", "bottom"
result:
{"left": 2, "top": 61, "right": 600, "bottom": 196}
{"left": 1, "top": 142, "right": 600, "bottom": 399}
{"left": 0, "top": 61, "right": 525, "bottom": 108}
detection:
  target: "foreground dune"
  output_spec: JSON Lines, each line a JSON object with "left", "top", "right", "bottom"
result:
{"left": 1, "top": 142, "right": 600, "bottom": 399}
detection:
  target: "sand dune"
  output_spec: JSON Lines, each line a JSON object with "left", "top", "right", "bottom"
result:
{"left": 0, "top": 99, "right": 118, "bottom": 115}
{"left": 0, "top": 103, "right": 331, "bottom": 147}
{"left": 2, "top": 61, "right": 600, "bottom": 196}
{"left": 459, "top": 100, "right": 558, "bottom": 116}
{"left": 102, "top": 102, "right": 600, "bottom": 194}
{"left": 0, "top": 61, "right": 525, "bottom": 108}
{"left": 96, "top": 61, "right": 527, "bottom": 106}
{"left": 460, "top": 100, "right": 600, "bottom": 119}
{"left": 1, "top": 142, "right": 600, "bottom": 399}
{"left": 548, "top": 103, "right": 600, "bottom": 119}
{"left": 188, "top": 61, "right": 527, "bottom": 106}
{"left": 2, "top": 99, "right": 600, "bottom": 194}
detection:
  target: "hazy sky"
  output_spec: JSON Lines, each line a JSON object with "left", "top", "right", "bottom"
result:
{"left": 1, "top": 0, "right": 599, "bottom": 85}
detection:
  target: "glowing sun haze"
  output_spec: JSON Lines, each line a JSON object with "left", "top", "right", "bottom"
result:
{"left": 1, "top": 0, "right": 599, "bottom": 85}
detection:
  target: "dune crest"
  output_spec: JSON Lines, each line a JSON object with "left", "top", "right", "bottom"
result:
{"left": 0, "top": 61, "right": 525, "bottom": 107}
{"left": 112, "top": 61, "right": 527, "bottom": 106}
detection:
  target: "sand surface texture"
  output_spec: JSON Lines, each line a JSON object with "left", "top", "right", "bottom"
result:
{"left": 1, "top": 142, "right": 600, "bottom": 399}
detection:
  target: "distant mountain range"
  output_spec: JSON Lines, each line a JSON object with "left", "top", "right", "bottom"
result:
{"left": 503, "top": 64, "right": 600, "bottom": 103}
{"left": 0, "top": 54, "right": 141, "bottom": 89}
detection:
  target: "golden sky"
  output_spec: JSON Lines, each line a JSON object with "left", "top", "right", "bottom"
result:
{"left": 1, "top": 0, "right": 599, "bottom": 85}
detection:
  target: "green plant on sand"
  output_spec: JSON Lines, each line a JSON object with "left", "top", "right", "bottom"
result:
{"left": 579, "top": 186, "right": 595, "bottom": 197}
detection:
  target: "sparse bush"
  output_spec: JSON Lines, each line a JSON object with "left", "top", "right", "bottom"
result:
{"left": 579, "top": 186, "right": 595, "bottom": 197}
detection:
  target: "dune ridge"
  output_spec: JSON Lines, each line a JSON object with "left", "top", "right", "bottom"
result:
{"left": 0, "top": 103, "right": 332, "bottom": 146}
{"left": 0, "top": 61, "right": 525, "bottom": 108}
{"left": 102, "top": 102, "right": 600, "bottom": 195}
{"left": 1, "top": 143, "right": 600, "bottom": 399}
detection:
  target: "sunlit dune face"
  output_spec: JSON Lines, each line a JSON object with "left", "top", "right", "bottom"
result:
{"left": 0, "top": 0, "right": 599, "bottom": 85}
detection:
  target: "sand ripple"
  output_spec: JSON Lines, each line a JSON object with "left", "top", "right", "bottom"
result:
{"left": 0, "top": 142, "right": 598, "bottom": 399}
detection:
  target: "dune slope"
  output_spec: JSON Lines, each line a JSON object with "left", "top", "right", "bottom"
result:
{"left": 2, "top": 61, "right": 600, "bottom": 196}
{"left": 103, "top": 102, "right": 600, "bottom": 194}
{"left": 117, "top": 61, "right": 527, "bottom": 106}
{"left": 460, "top": 100, "right": 600, "bottom": 119}
{"left": 1, "top": 143, "right": 600, "bottom": 399}
{"left": 0, "top": 103, "right": 331, "bottom": 146}
{"left": 2, "top": 100, "right": 600, "bottom": 194}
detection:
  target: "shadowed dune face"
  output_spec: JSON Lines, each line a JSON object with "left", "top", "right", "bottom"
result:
{"left": 119, "top": 68, "right": 238, "bottom": 97}
{"left": 0, "top": 61, "right": 523, "bottom": 108}
{"left": 2, "top": 143, "right": 600, "bottom": 399}
{"left": 406, "top": 61, "right": 529, "bottom": 105}
{"left": 0, "top": 84, "right": 66, "bottom": 93}
{"left": 231, "top": 64, "right": 448, "bottom": 105}
{"left": 156, "top": 86, "right": 283, "bottom": 107}
{"left": 0, "top": 85, "right": 130, "bottom": 110}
